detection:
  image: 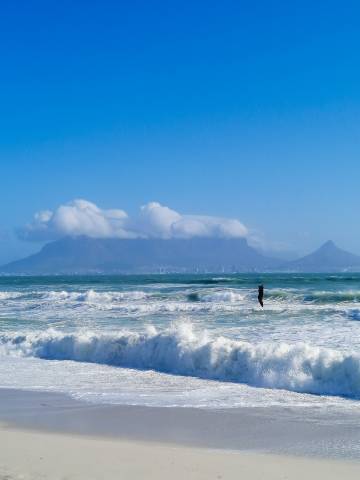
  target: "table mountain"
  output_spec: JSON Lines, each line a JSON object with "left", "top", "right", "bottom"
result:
{"left": 1, "top": 236, "right": 280, "bottom": 274}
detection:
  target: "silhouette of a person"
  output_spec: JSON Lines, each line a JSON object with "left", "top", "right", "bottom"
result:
{"left": 258, "top": 285, "right": 264, "bottom": 307}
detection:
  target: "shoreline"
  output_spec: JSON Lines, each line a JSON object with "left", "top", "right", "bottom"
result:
{"left": 1, "top": 427, "right": 360, "bottom": 480}
{"left": 1, "top": 390, "right": 360, "bottom": 479}
{"left": 1, "top": 388, "right": 360, "bottom": 455}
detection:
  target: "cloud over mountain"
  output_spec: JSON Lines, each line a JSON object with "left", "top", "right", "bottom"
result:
{"left": 18, "top": 199, "right": 248, "bottom": 242}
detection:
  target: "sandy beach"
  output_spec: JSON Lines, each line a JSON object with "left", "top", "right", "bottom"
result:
{"left": 0, "top": 389, "right": 360, "bottom": 479}
{"left": 2, "top": 425, "right": 360, "bottom": 480}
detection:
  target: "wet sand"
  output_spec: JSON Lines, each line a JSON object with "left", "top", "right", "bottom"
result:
{"left": 0, "top": 389, "right": 360, "bottom": 479}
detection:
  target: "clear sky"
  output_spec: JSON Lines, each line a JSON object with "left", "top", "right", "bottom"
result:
{"left": 1, "top": 0, "right": 360, "bottom": 263}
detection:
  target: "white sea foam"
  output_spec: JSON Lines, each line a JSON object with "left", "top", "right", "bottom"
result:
{"left": 47, "top": 289, "right": 246, "bottom": 304}
{"left": 1, "top": 324, "right": 360, "bottom": 399}
{"left": 201, "top": 291, "right": 244, "bottom": 302}
{"left": 0, "top": 291, "right": 23, "bottom": 300}
{"left": 2, "top": 287, "right": 358, "bottom": 321}
{"left": 46, "top": 289, "right": 148, "bottom": 303}
{"left": 304, "top": 290, "right": 360, "bottom": 303}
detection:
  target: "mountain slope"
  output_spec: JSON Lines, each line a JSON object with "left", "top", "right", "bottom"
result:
{"left": 285, "top": 240, "right": 360, "bottom": 272}
{"left": 0, "top": 236, "right": 280, "bottom": 274}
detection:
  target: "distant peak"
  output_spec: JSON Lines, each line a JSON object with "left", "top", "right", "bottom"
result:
{"left": 320, "top": 240, "right": 337, "bottom": 250}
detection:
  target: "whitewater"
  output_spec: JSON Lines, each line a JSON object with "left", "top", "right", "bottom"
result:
{"left": 1, "top": 273, "right": 360, "bottom": 410}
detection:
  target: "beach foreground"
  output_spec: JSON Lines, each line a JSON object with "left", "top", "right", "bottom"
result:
{"left": 1, "top": 389, "right": 360, "bottom": 479}
{"left": 1, "top": 424, "right": 360, "bottom": 480}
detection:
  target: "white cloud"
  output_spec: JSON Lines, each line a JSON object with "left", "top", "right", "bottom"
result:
{"left": 131, "top": 202, "right": 182, "bottom": 238}
{"left": 18, "top": 199, "right": 248, "bottom": 242}
{"left": 19, "top": 199, "right": 131, "bottom": 241}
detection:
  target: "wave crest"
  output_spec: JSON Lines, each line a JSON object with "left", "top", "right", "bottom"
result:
{"left": 304, "top": 290, "right": 360, "bottom": 303}
{"left": 187, "top": 290, "right": 244, "bottom": 302}
{"left": 47, "top": 289, "right": 148, "bottom": 303}
{"left": 0, "top": 292, "right": 22, "bottom": 300}
{"left": 1, "top": 325, "right": 360, "bottom": 399}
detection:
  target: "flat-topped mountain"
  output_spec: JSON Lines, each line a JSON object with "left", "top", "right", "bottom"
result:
{"left": 0, "top": 236, "right": 279, "bottom": 274}
{"left": 2, "top": 237, "right": 360, "bottom": 274}
{"left": 285, "top": 240, "right": 360, "bottom": 272}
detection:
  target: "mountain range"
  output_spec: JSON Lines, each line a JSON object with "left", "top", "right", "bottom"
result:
{"left": 0, "top": 237, "right": 278, "bottom": 274}
{"left": 2, "top": 237, "right": 360, "bottom": 274}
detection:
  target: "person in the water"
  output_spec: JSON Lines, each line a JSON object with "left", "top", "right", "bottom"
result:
{"left": 258, "top": 285, "right": 264, "bottom": 307}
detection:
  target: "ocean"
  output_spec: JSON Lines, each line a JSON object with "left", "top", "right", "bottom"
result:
{"left": 1, "top": 273, "right": 360, "bottom": 411}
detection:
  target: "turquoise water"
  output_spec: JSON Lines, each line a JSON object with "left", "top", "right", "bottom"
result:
{"left": 1, "top": 273, "right": 360, "bottom": 408}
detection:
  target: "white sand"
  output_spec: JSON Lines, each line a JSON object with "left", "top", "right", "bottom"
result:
{"left": 0, "top": 423, "right": 359, "bottom": 480}
{"left": 1, "top": 389, "right": 360, "bottom": 479}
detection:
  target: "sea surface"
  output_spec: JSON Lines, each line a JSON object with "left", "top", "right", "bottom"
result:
{"left": 1, "top": 273, "right": 360, "bottom": 411}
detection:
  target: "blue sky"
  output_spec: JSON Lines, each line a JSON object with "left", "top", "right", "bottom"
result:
{"left": 1, "top": 0, "right": 360, "bottom": 263}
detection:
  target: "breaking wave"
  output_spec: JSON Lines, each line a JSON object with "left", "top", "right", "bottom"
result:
{"left": 1, "top": 324, "right": 360, "bottom": 399}
{"left": 188, "top": 291, "right": 244, "bottom": 302}
{"left": 45, "top": 289, "right": 148, "bottom": 303}
{"left": 0, "top": 292, "right": 23, "bottom": 300}
{"left": 304, "top": 291, "right": 360, "bottom": 304}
